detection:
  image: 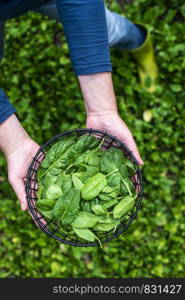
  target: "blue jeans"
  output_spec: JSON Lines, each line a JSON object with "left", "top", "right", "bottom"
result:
{"left": 0, "top": 0, "right": 145, "bottom": 59}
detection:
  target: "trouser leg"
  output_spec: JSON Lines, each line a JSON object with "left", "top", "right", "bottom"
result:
{"left": 32, "top": 1, "right": 157, "bottom": 92}
{"left": 32, "top": 0, "right": 145, "bottom": 50}
{"left": 104, "top": 6, "right": 146, "bottom": 50}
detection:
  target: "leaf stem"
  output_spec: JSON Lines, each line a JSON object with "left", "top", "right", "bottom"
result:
{"left": 105, "top": 168, "right": 119, "bottom": 178}
{"left": 98, "top": 136, "right": 106, "bottom": 150}
{"left": 116, "top": 196, "right": 123, "bottom": 200}
{"left": 117, "top": 172, "right": 132, "bottom": 196}
{"left": 95, "top": 235, "right": 103, "bottom": 248}
{"left": 66, "top": 163, "right": 74, "bottom": 171}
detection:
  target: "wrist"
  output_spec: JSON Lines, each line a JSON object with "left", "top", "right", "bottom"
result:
{"left": 78, "top": 72, "right": 118, "bottom": 116}
{"left": 86, "top": 112, "right": 120, "bottom": 130}
{"left": 0, "top": 114, "right": 31, "bottom": 157}
{"left": 86, "top": 110, "right": 118, "bottom": 117}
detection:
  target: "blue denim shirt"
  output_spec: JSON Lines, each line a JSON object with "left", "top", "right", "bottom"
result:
{"left": 0, "top": 0, "right": 112, "bottom": 123}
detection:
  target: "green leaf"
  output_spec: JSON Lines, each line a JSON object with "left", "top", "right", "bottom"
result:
{"left": 71, "top": 212, "right": 100, "bottom": 228}
{"left": 45, "top": 184, "right": 63, "bottom": 200}
{"left": 72, "top": 227, "right": 96, "bottom": 242}
{"left": 36, "top": 198, "right": 56, "bottom": 211}
{"left": 113, "top": 196, "right": 135, "bottom": 219}
{"left": 80, "top": 166, "right": 99, "bottom": 183}
{"left": 94, "top": 217, "right": 120, "bottom": 232}
{"left": 72, "top": 174, "right": 84, "bottom": 190}
{"left": 81, "top": 173, "right": 107, "bottom": 200}
{"left": 102, "top": 199, "right": 119, "bottom": 210}
{"left": 62, "top": 189, "right": 81, "bottom": 225}
{"left": 91, "top": 204, "right": 107, "bottom": 216}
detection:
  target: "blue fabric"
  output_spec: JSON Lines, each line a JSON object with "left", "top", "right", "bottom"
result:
{"left": 55, "top": 0, "right": 112, "bottom": 76}
{"left": 0, "top": 0, "right": 49, "bottom": 20}
{"left": 0, "top": 0, "right": 145, "bottom": 124}
{"left": 0, "top": 89, "right": 16, "bottom": 123}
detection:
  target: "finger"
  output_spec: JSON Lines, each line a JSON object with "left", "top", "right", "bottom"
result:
{"left": 131, "top": 174, "right": 141, "bottom": 194}
{"left": 119, "top": 132, "right": 143, "bottom": 166}
{"left": 26, "top": 165, "right": 47, "bottom": 228}
{"left": 9, "top": 177, "right": 28, "bottom": 211}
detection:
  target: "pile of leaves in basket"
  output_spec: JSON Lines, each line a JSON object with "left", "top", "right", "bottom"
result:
{"left": 36, "top": 134, "right": 137, "bottom": 246}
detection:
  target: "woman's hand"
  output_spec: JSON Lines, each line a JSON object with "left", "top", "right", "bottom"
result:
{"left": 0, "top": 114, "right": 40, "bottom": 211}
{"left": 78, "top": 72, "right": 143, "bottom": 165}
{"left": 86, "top": 112, "right": 143, "bottom": 165}
{"left": 7, "top": 138, "right": 40, "bottom": 210}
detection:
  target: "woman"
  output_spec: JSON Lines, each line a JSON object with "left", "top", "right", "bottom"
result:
{"left": 0, "top": 0, "right": 158, "bottom": 210}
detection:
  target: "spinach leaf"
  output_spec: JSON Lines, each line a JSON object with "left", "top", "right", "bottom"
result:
{"left": 107, "top": 172, "right": 121, "bottom": 187}
{"left": 89, "top": 198, "right": 99, "bottom": 209}
{"left": 81, "top": 173, "right": 107, "bottom": 200}
{"left": 103, "top": 185, "right": 120, "bottom": 194}
{"left": 98, "top": 193, "right": 113, "bottom": 201}
{"left": 45, "top": 184, "right": 63, "bottom": 200}
{"left": 72, "top": 227, "right": 102, "bottom": 247}
{"left": 41, "top": 142, "right": 75, "bottom": 178}
{"left": 72, "top": 152, "right": 88, "bottom": 168}
{"left": 56, "top": 176, "right": 72, "bottom": 194}
{"left": 62, "top": 188, "right": 81, "bottom": 225}
{"left": 41, "top": 138, "right": 74, "bottom": 169}
{"left": 42, "top": 173, "right": 57, "bottom": 188}
{"left": 52, "top": 191, "right": 70, "bottom": 221}
{"left": 91, "top": 204, "right": 107, "bottom": 216}
{"left": 113, "top": 195, "right": 135, "bottom": 219}
{"left": 72, "top": 227, "right": 96, "bottom": 242}
{"left": 37, "top": 167, "right": 45, "bottom": 182}
{"left": 36, "top": 184, "right": 44, "bottom": 200}
{"left": 39, "top": 209, "right": 53, "bottom": 220}
{"left": 72, "top": 174, "right": 84, "bottom": 190}
{"left": 120, "top": 178, "right": 135, "bottom": 196}
{"left": 36, "top": 198, "right": 56, "bottom": 211}
{"left": 119, "top": 163, "right": 129, "bottom": 179}
{"left": 100, "top": 147, "right": 123, "bottom": 174}
{"left": 73, "top": 135, "right": 99, "bottom": 153}
{"left": 88, "top": 136, "right": 101, "bottom": 150}
{"left": 80, "top": 166, "right": 99, "bottom": 183}
{"left": 125, "top": 160, "right": 136, "bottom": 176}
{"left": 71, "top": 212, "right": 100, "bottom": 228}
{"left": 100, "top": 147, "right": 134, "bottom": 196}
{"left": 81, "top": 202, "right": 91, "bottom": 212}
{"left": 94, "top": 217, "right": 120, "bottom": 232}
{"left": 85, "top": 151, "right": 100, "bottom": 167}
{"left": 102, "top": 199, "right": 119, "bottom": 210}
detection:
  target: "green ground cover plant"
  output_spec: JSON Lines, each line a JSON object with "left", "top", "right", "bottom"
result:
{"left": 0, "top": 0, "right": 184, "bottom": 277}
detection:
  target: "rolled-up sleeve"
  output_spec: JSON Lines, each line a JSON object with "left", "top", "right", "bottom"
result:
{"left": 56, "top": 0, "right": 112, "bottom": 75}
{"left": 0, "top": 89, "right": 16, "bottom": 124}
{"left": 0, "top": 21, "right": 16, "bottom": 124}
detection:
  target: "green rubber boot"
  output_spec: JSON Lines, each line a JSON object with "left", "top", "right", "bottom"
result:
{"left": 129, "top": 24, "right": 158, "bottom": 93}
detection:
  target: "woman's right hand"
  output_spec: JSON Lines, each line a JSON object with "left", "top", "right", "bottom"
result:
{"left": 0, "top": 114, "right": 41, "bottom": 210}
{"left": 6, "top": 137, "right": 40, "bottom": 211}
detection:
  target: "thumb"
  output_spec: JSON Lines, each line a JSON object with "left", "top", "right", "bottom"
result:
{"left": 9, "top": 177, "right": 28, "bottom": 211}
{"left": 120, "top": 133, "right": 144, "bottom": 166}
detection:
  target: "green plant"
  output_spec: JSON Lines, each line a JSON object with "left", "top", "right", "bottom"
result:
{"left": 0, "top": 0, "right": 184, "bottom": 278}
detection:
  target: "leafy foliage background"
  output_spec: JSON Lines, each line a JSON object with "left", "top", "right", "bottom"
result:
{"left": 0, "top": 0, "right": 185, "bottom": 278}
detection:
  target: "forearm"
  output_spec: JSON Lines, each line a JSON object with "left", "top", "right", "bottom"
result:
{"left": 0, "top": 114, "right": 30, "bottom": 157}
{"left": 78, "top": 72, "right": 118, "bottom": 116}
